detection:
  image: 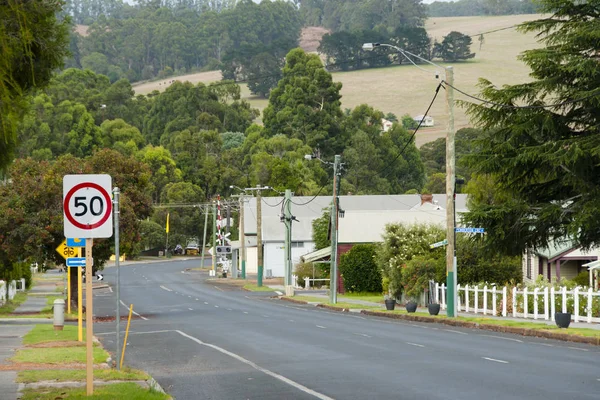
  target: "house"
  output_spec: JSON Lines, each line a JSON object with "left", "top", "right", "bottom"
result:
{"left": 241, "top": 193, "right": 468, "bottom": 277}
{"left": 523, "top": 241, "right": 599, "bottom": 285}
{"left": 381, "top": 118, "right": 394, "bottom": 132}
{"left": 413, "top": 114, "right": 434, "bottom": 127}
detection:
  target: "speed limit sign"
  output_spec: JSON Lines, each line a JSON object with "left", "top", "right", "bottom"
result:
{"left": 63, "top": 174, "right": 113, "bottom": 238}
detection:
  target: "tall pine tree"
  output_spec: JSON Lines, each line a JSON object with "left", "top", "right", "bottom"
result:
{"left": 462, "top": 0, "right": 600, "bottom": 255}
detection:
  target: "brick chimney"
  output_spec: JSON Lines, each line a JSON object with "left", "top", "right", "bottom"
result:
{"left": 420, "top": 194, "right": 433, "bottom": 205}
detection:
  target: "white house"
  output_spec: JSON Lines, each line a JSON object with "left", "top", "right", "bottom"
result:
{"left": 413, "top": 114, "right": 434, "bottom": 127}
{"left": 240, "top": 194, "right": 468, "bottom": 277}
{"left": 381, "top": 118, "right": 394, "bottom": 132}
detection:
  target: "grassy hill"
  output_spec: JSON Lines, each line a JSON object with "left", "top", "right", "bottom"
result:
{"left": 132, "top": 14, "right": 543, "bottom": 146}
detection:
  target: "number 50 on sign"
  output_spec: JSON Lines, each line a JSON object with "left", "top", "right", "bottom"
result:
{"left": 63, "top": 174, "right": 113, "bottom": 238}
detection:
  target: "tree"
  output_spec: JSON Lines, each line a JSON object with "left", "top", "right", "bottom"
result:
{"left": 263, "top": 48, "right": 344, "bottom": 156}
{"left": 312, "top": 208, "right": 331, "bottom": 250}
{"left": 0, "top": 1, "right": 70, "bottom": 170}
{"left": 433, "top": 31, "right": 475, "bottom": 62}
{"left": 461, "top": 1, "right": 600, "bottom": 256}
{"left": 339, "top": 244, "right": 382, "bottom": 293}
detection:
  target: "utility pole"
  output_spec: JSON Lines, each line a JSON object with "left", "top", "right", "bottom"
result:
{"left": 283, "top": 189, "right": 293, "bottom": 290}
{"left": 112, "top": 187, "right": 121, "bottom": 370}
{"left": 257, "top": 189, "right": 263, "bottom": 287}
{"left": 330, "top": 155, "right": 341, "bottom": 304}
{"left": 201, "top": 206, "right": 208, "bottom": 269}
{"left": 243, "top": 186, "right": 270, "bottom": 287}
{"left": 212, "top": 201, "right": 217, "bottom": 276}
{"left": 227, "top": 203, "right": 236, "bottom": 278}
{"left": 239, "top": 195, "right": 246, "bottom": 279}
{"left": 445, "top": 66, "right": 457, "bottom": 318}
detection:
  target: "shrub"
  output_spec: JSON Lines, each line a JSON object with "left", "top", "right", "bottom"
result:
{"left": 572, "top": 271, "right": 590, "bottom": 287}
{"left": 294, "top": 261, "right": 329, "bottom": 288}
{"left": 339, "top": 244, "right": 381, "bottom": 293}
{"left": 402, "top": 255, "right": 445, "bottom": 302}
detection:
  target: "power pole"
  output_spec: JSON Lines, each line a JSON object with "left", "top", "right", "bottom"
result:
{"left": 330, "top": 155, "right": 341, "bottom": 304}
{"left": 112, "top": 187, "right": 121, "bottom": 370}
{"left": 445, "top": 66, "right": 457, "bottom": 317}
{"left": 283, "top": 189, "right": 292, "bottom": 289}
{"left": 257, "top": 189, "right": 263, "bottom": 287}
{"left": 243, "top": 186, "right": 270, "bottom": 287}
{"left": 212, "top": 201, "right": 217, "bottom": 276}
{"left": 227, "top": 203, "right": 236, "bottom": 278}
{"left": 201, "top": 206, "right": 208, "bottom": 269}
{"left": 239, "top": 195, "right": 246, "bottom": 279}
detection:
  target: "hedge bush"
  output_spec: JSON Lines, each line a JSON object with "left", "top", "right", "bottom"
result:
{"left": 339, "top": 244, "right": 382, "bottom": 293}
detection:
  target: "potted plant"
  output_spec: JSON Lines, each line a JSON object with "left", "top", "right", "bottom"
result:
{"left": 555, "top": 312, "right": 571, "bottom": 328}
{"left": 405, "top": 298, "right": 418, "bottom": 313}
{"left": 383, "top": 277, "right": 396, "bottom": 310}
{"left": 427, "top": 279, "right": 440, "bottom": 315}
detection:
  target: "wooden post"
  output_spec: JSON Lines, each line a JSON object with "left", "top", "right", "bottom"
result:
{"left": 85, "top": 239, "right": 94, "bottom": 395}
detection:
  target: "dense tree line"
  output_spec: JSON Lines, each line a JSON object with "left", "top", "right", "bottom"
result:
{"left": 427, "top": 0, "right": 538, "bottom": 18}
{"left": 299, "top": 0, "right": 427, "bottom": 32}
{"left": 319, "top": 28, "right": 474, "bottom": 72}
{"left": 66, "top": 0, "right": 301, "bottom": 96}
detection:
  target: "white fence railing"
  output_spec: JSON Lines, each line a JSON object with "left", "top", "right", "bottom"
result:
{"left": 435, "top": 283, "right": 600, "bottom": 324}
{"left": 291, "top": 274, "right": 329, "bottom": 289}
{"left": 0, "top": 280, "right": 5, "bottom": 304}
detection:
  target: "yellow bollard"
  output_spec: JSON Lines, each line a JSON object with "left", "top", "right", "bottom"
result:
{"left": 78, "top": 266, "right": 82, "bottom": 342}
{"left": 120, "top": 304, "right": 134, "bottom": 370}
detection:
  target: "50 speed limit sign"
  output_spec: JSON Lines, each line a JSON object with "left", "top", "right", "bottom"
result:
{"left": 63, "top": 174, "right": 113, "bottom": 238}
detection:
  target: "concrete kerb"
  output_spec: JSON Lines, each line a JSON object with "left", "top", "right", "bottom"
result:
{"left": 278, "top": 296, "right": 600, "bottom": 346}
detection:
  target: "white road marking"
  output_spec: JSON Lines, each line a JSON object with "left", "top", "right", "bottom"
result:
{"left": 409, "top": 324, "right": 429, "bottom": 329}
{"left": 275, "top": 291, "right": 283, "bottom": 295}
{"left": 406, "top": 342, "right": 425, "bottom": 348}
{"left": 108, "top": 286, "right": 113, "bottom": 293}
{"left": 567, "top": 347, "right": 589, "bottom": 352}
{"left": 188, "top": 296, "right": 192, "bottom": 298}
{"left": 181, "top": 271, "right": 185, "bottom": 273}
{"left": 227, "top": 308, "right": 232, "bottom": 311}
{"left": 204, "top": 302, "right": 209, "bottom": 305}
{"left": 119, "top": 300, "right": 149, "bottom": 320}
{"left": 176, "top": 330, "right": 335, "bottom": 400}
{"left": 482, "top": 335, "right": 523, "bottom": 343}
{"left": 289, "top": 320, "right": 295, "bottom": 322}
{"left": 160, "top": 285, "right": 173, "bottom": 292}
{"left": 243, "top": 311, "right": 249, "bottom": 314}
{"left": 483, "top": 357, "right": 509, "bottom": 364}
{"left": 531, "top": 342, "right": 554, "bottom": 347}
{"left": 214, "top": 285, "right": 224, "bottom": 292}
{"left": 188, "top": 308, "right": 193, "bottom": 311}
{"left": 195, "top": 298, "right": 199, "bottom": 301}
{"left": 214, "top": 305, "right": 219, "bottom": 308}
{"left": 262, "top": 315, "right": 269, "bottom": 318}
{"left": 130, "top": 330, "right": 174, "bottom": 335}
{"left": 316, "top": 325, "right": 326, "bottom": 329}
{"left": 353, "top": 333, "right": 372, "bottom": 338}
{"left": 443, "top": 329, "right": 468, "bottom": 335}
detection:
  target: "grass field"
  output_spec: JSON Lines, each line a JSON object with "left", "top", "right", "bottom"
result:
{"left": 132, "top": 14, "right": 543, "bottom": 146}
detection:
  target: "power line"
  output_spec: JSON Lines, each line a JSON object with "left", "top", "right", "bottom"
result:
{"left": 262, "top": 197, "right": 284, "bottom": 207}
{"left": 290, "top": 183, "right": 328, "bottom": 206}
{"left": 444, "top": 81, "right": 600, "bottom": 109}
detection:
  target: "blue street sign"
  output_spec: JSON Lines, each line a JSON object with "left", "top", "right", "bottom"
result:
{"left": 66, "top": 257, "right": 86, "bottom": 267}
{"left": 455, "top": 227, "right": 485, "bottom": 234}
{"left": 67, "top": 238, "right": 86, "bottom": 247}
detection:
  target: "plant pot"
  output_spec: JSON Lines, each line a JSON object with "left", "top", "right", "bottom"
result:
{"left": 384, "top": 298, "right": 396, "bottom": 311}
{"left": 555, "top": 312, "right": 571, "bottom": 328}
{"left": 405, "top": 301, "right": 418, "bottom": 313}
{"left": 428, "top": 303, "right": 440, "bottom": 316}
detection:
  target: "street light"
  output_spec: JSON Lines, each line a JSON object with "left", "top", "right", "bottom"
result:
{"left": 363, "top": 42, "right": 458, "bottom": 317}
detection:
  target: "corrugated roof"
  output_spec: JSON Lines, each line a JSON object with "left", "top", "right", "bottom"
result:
{"left": 300, "top": 246, "right": 331, "bottom": 263}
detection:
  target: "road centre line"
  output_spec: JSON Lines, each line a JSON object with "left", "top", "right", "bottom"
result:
{"left": 120, "top": 299, "right": 149, "bottom": 320}
{"left": 316, "top": 325, "right": 326, "bottom": 329}
{"left": 406, "top": 342, "right": 425, "bottom": 348}
{"left": 188, "top": 308, "right": 193, "bottom": 311}
{"left": 243, "top": 311, "right": 249, "bottom": 314}
{"left": 481, "top": 335, "right": 523, "bottom": 343}
{"left": 176, "top": 330, "right": 335, "bottom": 400}
{"left": 204, "top": 302, "right": 209, "bottom": 305}
{"left": 214, "top": 285, "right": 224, "bottom": 292}
{"left": 353, "top": 333, "right": 372, "bottom": 338}
{"left": 160, "top": 285, "right": 173, "bottom": 292}
{"left": 567, "top": 347, "right": 589, "bottom": 352}
{"left": 443, "top": 329, "right": 468, "bottom": 335}
{"left": 482, "top": 357, "right": 509, "bottom": 364}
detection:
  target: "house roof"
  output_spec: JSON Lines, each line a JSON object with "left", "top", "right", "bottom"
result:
{"left": 535, "top": 240, "right": 577, "bottom": 261}
{"left": 300, "top": 246, "right": 332, "bottom": 264}
{"left": 243, "top": 193, "right": 468, "bottom": 243}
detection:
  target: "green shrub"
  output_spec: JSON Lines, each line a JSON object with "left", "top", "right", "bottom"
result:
{"left": 339, "top": 244, "right": 381, "bottom": 293}
{"left": 402, "top": 255, "right": 445, "bottom": 301}
{"left": 572, "top": 271, "right": 590, "bottom": 287}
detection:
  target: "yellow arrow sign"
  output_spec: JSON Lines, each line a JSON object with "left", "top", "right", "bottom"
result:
{"left": 56, "top": 240, "right": 78, "bottom": 260}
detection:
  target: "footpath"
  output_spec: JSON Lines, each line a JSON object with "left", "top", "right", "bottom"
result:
{"left": 0, "top": 271, "right": 170, "bottom": 400}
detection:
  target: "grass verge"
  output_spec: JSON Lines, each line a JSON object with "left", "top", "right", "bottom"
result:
{"left": 12, "top": 346, "right": 108, "bottom": 364}
{"left": 20, "top": 382, "right": 169, "bottom": 400}
{"left": 0, "top": 292, "right": 28, "bottom": 314}
{"left": 41, "top": 295, "right": 64, "bottom": 313}
{"left": 22, "top": 324, "right": 85, "bottom": 345}
{"left": 243, "top": 284, "right": 274, "bottom": 292}
{"left": 17, "top": 367, "right": 149, "bottom": 383}
{"left": 338, "top": 292, "right": 385, "bottom": 304}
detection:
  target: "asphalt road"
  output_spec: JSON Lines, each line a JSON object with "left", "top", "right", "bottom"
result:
{"left": 92, "top": 259, "right": 600, "bottom": 400}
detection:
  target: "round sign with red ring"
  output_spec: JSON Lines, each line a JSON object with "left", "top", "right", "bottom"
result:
{"left": 63, "top": 182, "right": 112, "bottom": 230}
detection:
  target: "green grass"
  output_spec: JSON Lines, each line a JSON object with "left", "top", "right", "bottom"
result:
{"left": 292, "top": 295, "right": 329, "bottom": 303}
{"left": 12, "top": 346, "right": 108, "bottom": 364}
{"left": 0, "top": 292, "right": 28, "bottom": 314}
{"left": 457, "top": 316, "right": 600, "bottom": 338}
{"left": 22, "top": 324, "right": 85, "bottom": 345}
{"left": 339, "top": 292, "right": 385, "bottom": 304}
{"left": 243, "top": 284, "right": 275, "bottom": 292}
{"left": 20, "top": 382, "right": 169, "bottom": 400}
{"left": 17, "top": 367, "right": 149, "bottom": 383}
{"left": 41, "top": 295, "right": 64, "bottom": 313}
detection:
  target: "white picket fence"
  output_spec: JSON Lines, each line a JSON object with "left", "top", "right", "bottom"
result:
{"left": 0, "top": 280, "right": 5, "bottom": 304}
{"left": 435, "top": 283, "right": 600, "bottom": 324}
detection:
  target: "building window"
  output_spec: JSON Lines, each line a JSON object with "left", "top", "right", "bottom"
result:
{"left": 526, "top": 249, "right": 532, "bottom": 279}
{"left": 291, "top": 242, "right": 304, "bottom": 248}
